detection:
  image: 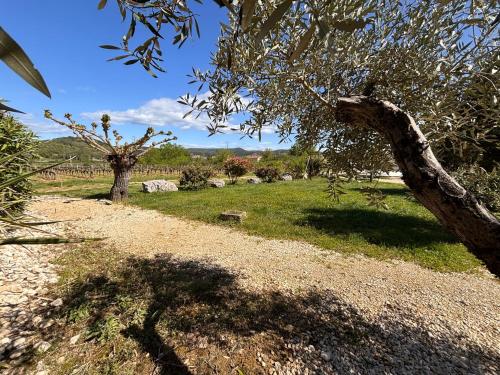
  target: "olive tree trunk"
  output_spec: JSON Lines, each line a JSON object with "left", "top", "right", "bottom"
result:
{"left": 336, "top": 96, "right": 500, "bottom": 277}
{"left": 108, "top": 155, "right": 137, "bottom": 202}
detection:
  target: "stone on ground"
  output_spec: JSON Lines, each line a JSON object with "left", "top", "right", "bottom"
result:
{"left": 281, "top": 174, "right": 293, "bottom": 181}
{"left": 219, "top": 210, "right": 247, "bottom": 222}
{"left": 247, "top": 177, "right": 262, "bottom": 184}
{"left": 0, "top": 216, "right": 61, "bottom": 366}
{"left": 34, "top": 341, "right": 51, "bottom": 353}
{"left": 142, "top": 180, "right": 178, "bottom": 193}
{"left": 50, "top": 298, "right": 63, "bottom": 307}
{"left": 69, "top": 334, "right": 81, "bottom": 345}
{"left": 208, "top": 178, "right": 225, "bottom": 188}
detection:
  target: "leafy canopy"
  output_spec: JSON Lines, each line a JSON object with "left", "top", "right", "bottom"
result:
{"left": 138, "top": 143, "right": 192, "bottom": 165}
{"left": 179, "top": 1, "right": 498, "bottom": 181}
{"left": 102, "top": 1, "right": 497, "bottom": 161}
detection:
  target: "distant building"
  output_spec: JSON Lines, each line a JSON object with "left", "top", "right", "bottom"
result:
{"left": 190, "top": 154, "right": 207, "bottom": 160}
{"left": 245, "top": 153, "right": 262, "bottom": 162}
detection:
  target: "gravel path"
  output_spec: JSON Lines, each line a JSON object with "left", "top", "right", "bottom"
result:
{"left": 28, "top": 196, "right": 500, "bottom": 374}
{"left": 0, "top": 216, "right": 65, "bottom": 372}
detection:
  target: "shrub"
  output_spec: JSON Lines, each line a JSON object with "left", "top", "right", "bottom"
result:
{"left": 179, "top": 165, "right": 214, "bottom": 190}
{"left": 453, "top": 165, "right": 500, "bottom": 212}
{"left": 285, "top": 156, "right": 307, "bottom": 179}
{"left": 305, "top": 156, "right": 323, "bottom": 179}
{"left": 139, "top": 143, "right": 191, "bottom": 166}
{"left": 223, "top": 157, "right": 252, "bottom": 184}
{"left": 0, "top": 114, "right": 38, "bottom": 215}
{"left": 212, "top": 149, "right": 234, "bottom": 166}
{"left": 255, "top": 166, "right": 281, "bottom": 183}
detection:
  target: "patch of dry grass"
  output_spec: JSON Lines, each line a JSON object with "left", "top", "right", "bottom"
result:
{"left": 24, "top": 242, "right": 498, "bottom": 374}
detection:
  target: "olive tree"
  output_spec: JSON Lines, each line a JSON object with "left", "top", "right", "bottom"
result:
{"left": 175, "top": 1, "right": 500, "bottom": 274}
{"left": 101, "top": 1, "right": 499, "bottom": 275}
{"left": 44, "top": 111, "right": 176, "bottom": 201}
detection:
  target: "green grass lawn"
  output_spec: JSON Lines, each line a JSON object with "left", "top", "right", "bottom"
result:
{"left": 34, "top": 176, "right": 482, "bottom": 273}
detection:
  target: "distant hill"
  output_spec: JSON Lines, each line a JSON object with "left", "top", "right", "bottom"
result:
{"left": 36, "top": 137, "right": 105, "bottom": 164}
{"left": 186, "top": 147, "right": 253, "bottom": 157}
{"left": 185, "top": 147, "right": 288, "bottom": 157}
{"left": 36, "top": 137, "right": 289, "bottom": 164}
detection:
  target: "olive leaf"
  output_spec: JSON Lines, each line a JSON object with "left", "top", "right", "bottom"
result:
{"left": 256, "top": 0, "right": 293, "bottom": 42}
{"left": 0, "top": 27, "right": 51, "bottom": 98}
{"left": 289, "top": 23, "right": 315, "bottom": 62}
{"left": 0, "top": 237, "right": 101, "bottom": 245}
{"left": 0, "top": 101, "right": 24, "bottom": 113}
{"left": 332, "top": 18, "right": 371, "bottom": 32}
{"left": 97, "top": 0, "right": 108, "bottom": 9}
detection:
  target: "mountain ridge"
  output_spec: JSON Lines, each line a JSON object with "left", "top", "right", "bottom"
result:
{"left": 37, "top": 137, "right": 289, "bottom": 162}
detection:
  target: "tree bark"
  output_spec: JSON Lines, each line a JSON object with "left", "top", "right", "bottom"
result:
{"left": 336, "top": 96, "right": 500, "bottom": 277}
{"left": 108, "top": 155, "right": 136, "bottom": 202}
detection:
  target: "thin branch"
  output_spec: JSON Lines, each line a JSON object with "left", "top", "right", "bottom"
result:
{"left": 133, "top": 136, "right": 176, "bottom": 157}
{"left": 45, "top": 114, "right": 112, "bottom": 154}
{"left": 295, "top": 76, "right": 337, "bottom": 112}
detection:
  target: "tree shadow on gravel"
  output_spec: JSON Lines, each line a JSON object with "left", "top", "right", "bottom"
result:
{"left": 84, "top": 192, "right": 110, "bottom": 200}
{"left": 49, "top": 253, "right": 497, "bottom": 375}
{"left": 297, "top": 207, "right": 457, "bottom": 248}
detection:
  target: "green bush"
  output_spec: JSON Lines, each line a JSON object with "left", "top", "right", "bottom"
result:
{"left": 211, "top": 149, "right": 234, "bottom": 166}
{"left": 255, "top": 166, "right": 281, "bottom": 183}
{"left": 179, "top": 165, "right": 215, "bottom": 190}
{"left": 306, "top": 156, "right": 323, "bottom": 179}
{"left": 0, "top": 114, "right": 38, "bottom": 215}
{"left": 453, "top": 165, "right": 500, "bottom": 212}
{"left": 223, "top": 157, "right": 252, "bottom": 184}
{"left": 285, "top": 156, "right": 307, "bottom": 179}
{"left": 138, "top": 143, "right": 192, "bottom": 166}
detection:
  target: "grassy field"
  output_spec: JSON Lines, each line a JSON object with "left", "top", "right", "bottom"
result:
{"left": 34, "top": 175, "right": 481, "bottom": 273}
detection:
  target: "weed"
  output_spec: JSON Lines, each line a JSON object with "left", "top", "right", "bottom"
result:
{"left": 86, "top": 315, "right": 122, "bottom": 343}
{"left": 67, "top": 303, "right": 90, "bottom": 323}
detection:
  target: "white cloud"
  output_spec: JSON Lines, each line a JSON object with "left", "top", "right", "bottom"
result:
{"left": 260, "top": 127, "right": 277, "bottom": 134}
{"left": 81, "top": 97, "right": 211, "bottom": 131}
{"left": 16, "top": 113, "right": 71, "bottom": 135}
{"left": 81, "top": 95, "right": 278, "bottom": 136}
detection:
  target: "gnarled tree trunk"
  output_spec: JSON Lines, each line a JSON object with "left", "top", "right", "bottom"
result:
{"left": 108, "top": 154, "right": 137, "bottom": 202}
{"left": 336, "top": 96, "right": 500, "bottom": 277}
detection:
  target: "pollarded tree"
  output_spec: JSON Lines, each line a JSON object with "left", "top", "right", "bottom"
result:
{"left": 44, "top": 111, "right": 176, "bottom": 201}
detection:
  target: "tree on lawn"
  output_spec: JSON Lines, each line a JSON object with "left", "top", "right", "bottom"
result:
{"left": 99, "top": 1, "right": 499, "bottom": 275}
{"left": 138, "top": 143, "right": 192, "bottom": 166}
{"left": 44, "top": 111, "right": 176, "bottom": 201}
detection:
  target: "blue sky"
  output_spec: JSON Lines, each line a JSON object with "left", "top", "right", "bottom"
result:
{"left": 1, "top": 1, "right": 287, "bottom": 150}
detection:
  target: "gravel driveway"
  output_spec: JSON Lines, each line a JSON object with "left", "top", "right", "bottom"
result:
{"left": 28, "top": 196, "right": 500, "bottom": 374}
